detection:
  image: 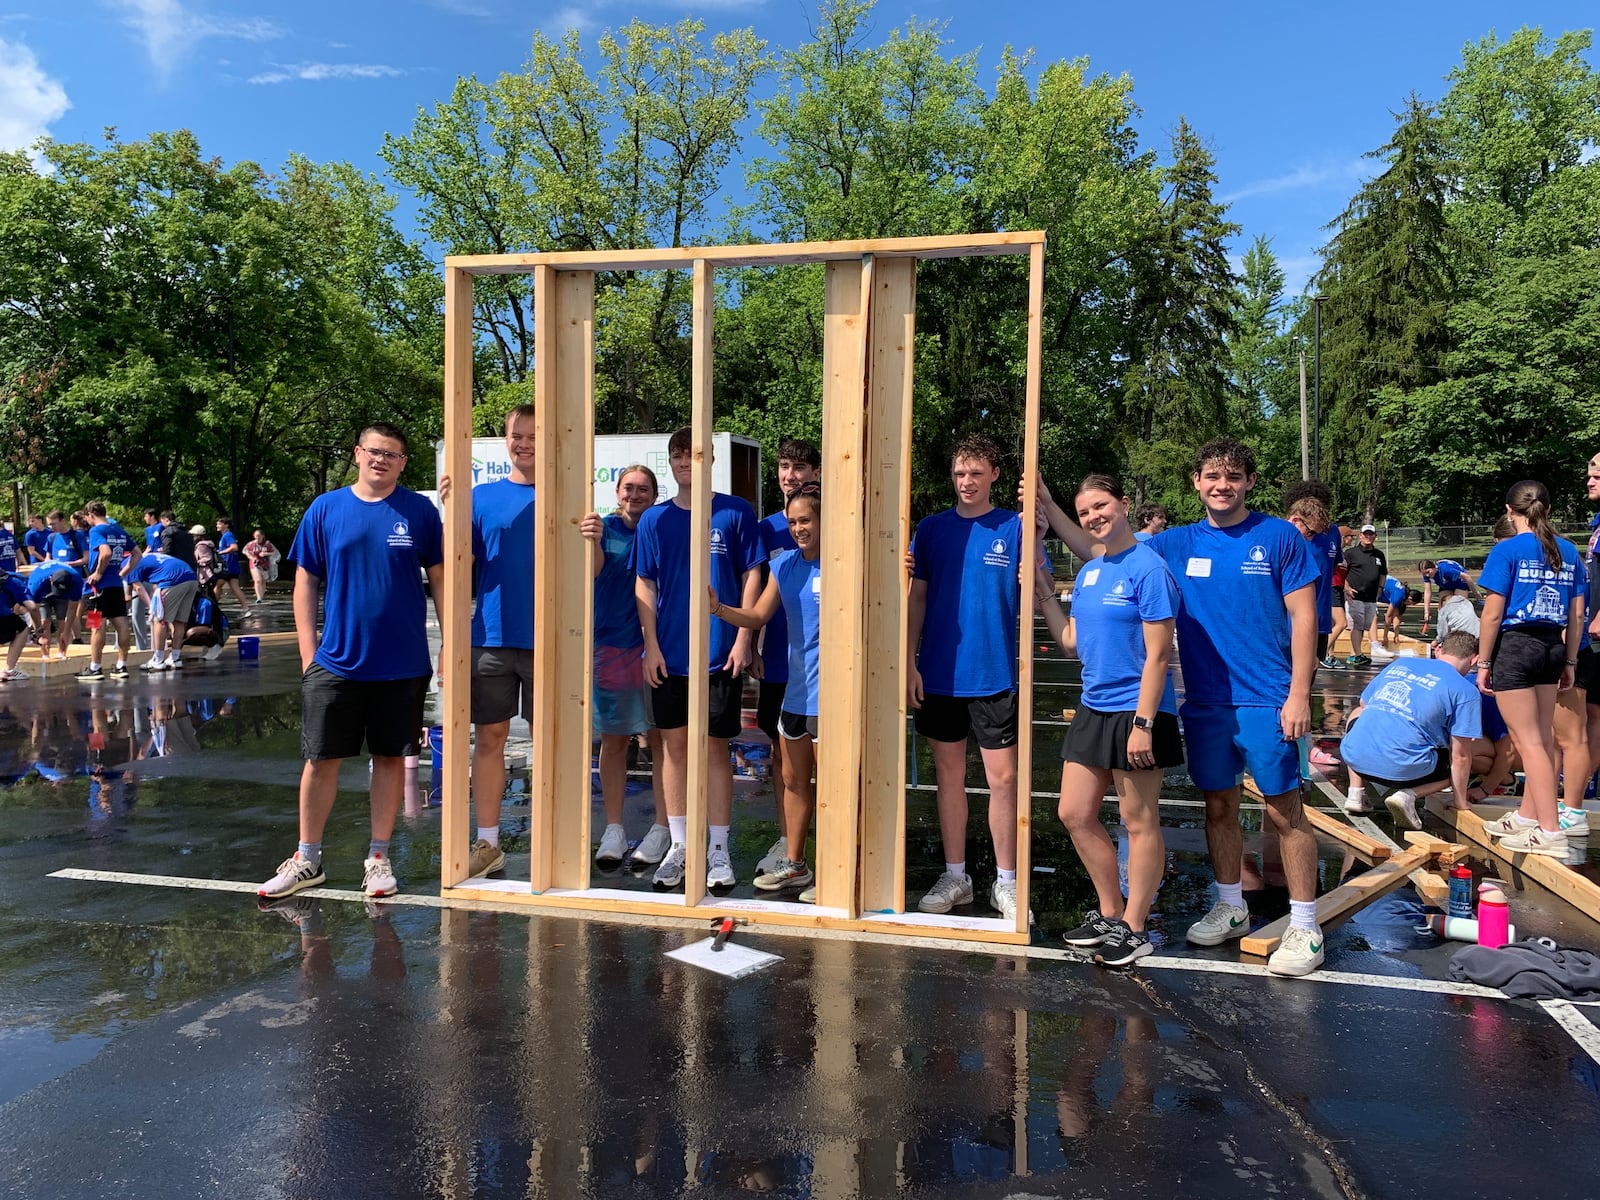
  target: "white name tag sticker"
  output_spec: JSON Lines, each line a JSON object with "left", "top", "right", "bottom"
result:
{"left": 812, "top": 575, "right": 821, "bottom": 595}
{"left": 1186, "top": 557, "right": 1212, "bottom": 578}
{"left": 1079, "top": 568, "right": 1100, "bottom": 588}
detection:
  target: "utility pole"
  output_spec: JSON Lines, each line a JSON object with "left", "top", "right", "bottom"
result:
{"left": 1298, "top": 349, "right": 1309, "bottom": 480}
{"left": 1312, "top": 295, "right": 1324, "bottom": 479}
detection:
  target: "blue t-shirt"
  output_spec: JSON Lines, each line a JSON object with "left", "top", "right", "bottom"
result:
{"left": 1133, "top": 530, "right": 1154, "bottom": 543}
{"left": 1341, "top": 657, "right": 1481, "bottom": 782}
{"left": 24, "top": 528, "right": 49, "bottom": 562}
{"left": 145, "top": 522, "right": 165, "bottom": 552}
{"left": 912, "top": 506, "right": 1023, "bottom": 697}
{"left": 634, "top": 494, "right": 761, "bottom": 676}
{"left": 48, "top": 531, "right": 80, "bottom": 569}
{"left": 758, "top": 513, "right": 797, "bottom": 685}
{"left": 1308, "top": 527, "right": 1343, "bottom": 635}
{"left": 1069, "top": 542, "right": 1179, "bottom": 714}
{"left": 594, "top": 513, "right": 643, "bottom": 650}
{"left": 25, "top": 562, "right": 84, "bottom": 602}
{"left": 1380, "top": 577, "right": 1406, "bottom": 606}
{"left": 469, "top": 479, "right": 535, "bottom": 650}
{"left": 290, "top": 486, "right": 443, "bottom": 681}
{"left": 1150, "top": 510, "right": 1320, "bottom": 708}
{"left": 218, "top": 531, "right": 240, "bottom": 575}
{"left": 2, "top": 573, "right": 28, "bottom": 608}
{"left": 125, "top": 552, "right": 197, "bottom": 588}
{"left": 1433, "top": 559, "right": 1467, "bottom": 590}
{"left": 0, "top": 528, "right": 14, "bottom": 573}
{"left": 1478, "top": 531, "right": 1584, "bottom": 631}
{"left": 87, "top": 521, "right": 133, "bottom": 583}
{"left": 771, "top": 549, "right": 822, "bottom": 716}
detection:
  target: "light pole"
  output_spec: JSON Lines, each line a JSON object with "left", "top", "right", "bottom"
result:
{"left": 1312, "top": 294, "right": 1324, "bottom": 479}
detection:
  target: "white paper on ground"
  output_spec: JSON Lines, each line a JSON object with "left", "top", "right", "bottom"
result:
{"left": 666, "top": 936, "right": 782, "bottom": 979}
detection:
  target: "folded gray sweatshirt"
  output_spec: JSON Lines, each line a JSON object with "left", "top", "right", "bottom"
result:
{"left": 1447, "top": 937, "right": 1600, "bottom": 1000}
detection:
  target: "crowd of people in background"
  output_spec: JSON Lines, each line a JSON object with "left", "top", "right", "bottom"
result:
{"left": 0, "top": 503, "right": 276, "bottom": 682}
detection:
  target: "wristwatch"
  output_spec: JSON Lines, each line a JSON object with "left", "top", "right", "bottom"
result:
{"left": 1132, "top": 715, "right": 1155, "bottom": 731}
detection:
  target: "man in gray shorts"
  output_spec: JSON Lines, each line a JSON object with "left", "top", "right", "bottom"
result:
{"left": 1342, "top": 523, "right": 1387, "bottom": 667}
{"left": 464, "top": 405, "right": 537, "bottom": 878}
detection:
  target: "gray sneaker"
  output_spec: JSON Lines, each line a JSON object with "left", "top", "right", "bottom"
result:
{"left": 630, "top": 824, "right": 671, "bottom": 866}
{"left": 706, "top": 846, "right": 736, "bottom": 890}
{"left": 754, "top": 858, "right": 813, "bottom": 891}
{"left": 594, "top": 824, "right": 627, "bottom": 866}
{"left": 467, "top": 839, "right": 506, "bottom": 878}
{"left": 653, "top": 844, "right": 687, "bottom": 889}
{"left": 1185, "top": 900, "right": 1250, "bottom": 946}
{"left": 916, "top": 871, "right": 974, "bottom": 913}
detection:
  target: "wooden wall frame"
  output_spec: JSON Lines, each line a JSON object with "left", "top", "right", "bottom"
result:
{"left": 439, "top": 231, "right": 1046, "bottom": 946}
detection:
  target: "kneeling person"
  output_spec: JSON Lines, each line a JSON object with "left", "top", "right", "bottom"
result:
{"left": 1341, "top": 631, "right": 1481, "bottom": 828}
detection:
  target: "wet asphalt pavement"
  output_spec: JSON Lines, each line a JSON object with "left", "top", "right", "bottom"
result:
{"left": 1, "top": 600, "right": 1598, "bottom": 1199}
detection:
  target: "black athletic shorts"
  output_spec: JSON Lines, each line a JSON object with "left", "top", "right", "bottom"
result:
{"left": 0, "top": 614, "right": 25, "bottom": 642}
{"left": 1316, "top": 632, "right": 1330, "bottom": 661}
{"left": 300, "top": 662, "right": 427, "bottom": 760}
{"left": 1576, "top": 645, "right": 1600, "bottom": 707}
{"left": 651, "top": 670, "right": 743, "bottom": 739}
{"left": 757, "top": 680, "right": 785, "bottom": 742}
{"left": 88, "top": 588, "right": 128, "bottom": 621}
{"left": 914, "top": 690, "right": 1018, "bottom": 750}
{"left": 778, "top": 709, "right": 818, "bottom": 741}
{"left": 1060, "top": 706, "right": 1184, "bottom": 773}
{"left": 1489, "top": 625, "right": 1566, "bottom": 691}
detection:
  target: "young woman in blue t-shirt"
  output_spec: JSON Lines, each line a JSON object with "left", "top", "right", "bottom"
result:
{"left": 1476, "top": 480, "right": 1587, "bottom": 856}
{"left": 580, "top": 466, "right": 669, "bottom": 870}
{"left": 1034, "top": 474, "right": 1180, "bottom": 966}
{"left": 716, "top": 484, "right": 823, "bottom": 902}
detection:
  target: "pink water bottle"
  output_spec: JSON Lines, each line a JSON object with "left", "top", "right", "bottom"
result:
{"left": 1477, "top": 882, "right": 1510, "bottom": 948}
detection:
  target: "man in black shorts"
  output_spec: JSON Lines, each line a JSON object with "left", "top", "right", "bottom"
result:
{"left": 78, "top": 500, "right": 138, "bottom": 680}
{"left": 259, "top": 423, "right": 444, "bottom": 901}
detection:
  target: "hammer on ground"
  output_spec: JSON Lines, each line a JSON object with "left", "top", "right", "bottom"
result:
{"left": 710, "top": 916, "right": 749, "bottom": 952}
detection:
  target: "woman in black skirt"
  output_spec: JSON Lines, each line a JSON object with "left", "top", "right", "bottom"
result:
{"left": 1035, "top": 475, "right": 1183, "bottom": 965}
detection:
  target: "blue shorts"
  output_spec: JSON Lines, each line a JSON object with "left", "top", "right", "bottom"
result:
{"left": 1180, "top": 703, "right": 1300, "bottom": 797}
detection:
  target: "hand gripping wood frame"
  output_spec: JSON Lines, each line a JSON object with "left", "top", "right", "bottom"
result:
{"left": 438, "top": 231, "right": 1046, "bottom": 945}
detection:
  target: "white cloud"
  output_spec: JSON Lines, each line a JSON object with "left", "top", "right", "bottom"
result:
{"left": 543, "top": 5, "right": 594, "bottom": 35}
{"left": 250, "top": 61, "right": 403, "bottom": 85}
{"left": 1221, "top": 159, "right": 1368, "bottom": 205}
{"left": 429, "top": 0, "right": 495, "bottom": 15}
{"left": 0, "top": 36, "right": 69, "bottom": 166}
{"left": 108, "top": 0, "right": 282, "bottom": 78}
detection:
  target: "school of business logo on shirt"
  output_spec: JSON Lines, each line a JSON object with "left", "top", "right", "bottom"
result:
{"left": 709, "top": 527, "right": 726, "bottom": 556}
{"left": 982, "top": 537, "right": 1012, "bottom": 568}
{"left": 1241, "top": 544, "right": 1273, "bottom": 577}
{"left": 387, "top": 520, "right": 414, "bottom": 549}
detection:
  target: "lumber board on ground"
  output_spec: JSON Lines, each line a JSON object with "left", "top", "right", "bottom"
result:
{"left": 1303, "top": 805, "right": 1393, "bottom": 861}
{"left": 1425, "top": 796, "right": 1600, "bottom": 922}
{"left": 1305, "top": 770, "right": 1446, "bottom": 903}
{"left": 1402, "top": 830, "right": 1466, "bottom": 866}
{"left": 1240, "top": 844, "right": 1437, "bottom": 956}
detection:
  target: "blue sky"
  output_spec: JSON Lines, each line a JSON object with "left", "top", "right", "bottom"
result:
{"left": 1, "top": 1, "right": 1594, "bottom": 293}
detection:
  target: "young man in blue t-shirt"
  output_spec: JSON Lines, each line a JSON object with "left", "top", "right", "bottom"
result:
{"left": 259, "top": 423, "right": 444, "bottom": 901}
{"left": 1341, "top": 631, "right": 1481, "bottom": 828}
{"left": 78, "top": 500, "right": 139, "bottom": 680}
{"left": 909, "top": 435, "right": 1028, "bottom": 922}
{"left": 1418, "top": 559, "right": 1478, "bottom": 638}
{"left": 124, "top": 550, "right": 198, "bottom": 670}
{"left": 1284, "top": 481, "right": 1344, "bottom": 670}
{"left": 0, "top": 571, "right": 42, "bottom": 681}
{"left": 24, "top": 514, "right": 50, "bottom": 564}
{"left": 1144, "top": 440, "right": 1323, "bottom": 975}
{"left": 46, "top": 511, "right": 85, "bottom": 573}
{"left": 635, "top": 427, "right": 763, "bottom": 891}
{"left": 464, "top": 405, "right": 536, "bottom": 880}
{"left": 213, "top": 518, "right": 252, "bottom": 618}
{"left": 25, "top": 561, "right": 85, "bottom": 660}
{"left": 753, "top": 437, "right": 821, "bottom": 878}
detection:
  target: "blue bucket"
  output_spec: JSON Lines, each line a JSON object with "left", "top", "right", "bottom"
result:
{"left": 236, "top": 635, "right": 260, "bottom": 662}
{"left": 427, "top": 726, "right": 445, "bottom": 774}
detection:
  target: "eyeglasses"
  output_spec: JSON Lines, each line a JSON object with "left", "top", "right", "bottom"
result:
{"left": 358, "top": 446, "right": 407, "bottom": 463}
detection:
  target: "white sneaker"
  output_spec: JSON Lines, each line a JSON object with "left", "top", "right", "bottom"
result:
{"left": 630, "top": 824, "right": 671, "bottom": 866}
{"left": 258, "top": 852, "right": 326, "bottom": 899}
{"left": 756, "top": 836, "right": 788, "bottom": 876}
{"left": 1344, "top": 792, "right": 1371, "bottom": 815}
{"left": 1484, "top": 812, "right": 1538, "bottom": 839}
{"left": 1384, "top": 788, "right": 1422, "bottom": 830}
{"left": 0, "top": 668, "right": 27, "bottom": 682}
{"left": 1498, "top": 825, "right": 1569, "bottom": 857}
{"left": 1186, "top": 900, "right": 1250, "bottom": 946}
{"left": 363, "top": 854, "right": 398, "bottom": 897}
{"left": 168, "top": 657, "right": 183, "bottom": 671}
{"left": 203, "top": 645, "right": 224, "bottom": 661}
{"left": 653, "top": 844, "right": 686, "bottom": 888}
{"left": 141, "top": 659, "right": 167, "bottom": 673}
{"left": 916, "top": 871, "right": 974, "bottom": 913}
{"left": 989, "top": 878, "right": 1032, "bottom": 924}
{"left": 595, "top": 824, "right": 627, "bottom": 866}
{"left": 1268, "top": 924, "right": 1325, "bottom": 976}
{"left": 1558, "top": 805, "right": 1590, "bottom": 835}
{"left": 706, "top": 846, "right": 736, "bottom": 889}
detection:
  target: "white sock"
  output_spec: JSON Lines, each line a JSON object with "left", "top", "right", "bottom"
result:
{"left": 477, "top": 826, "right": 499, "bottom": 847}
{"left": 1541, "top": 826, "right": 1562, "bottom": 836}
{"left": 668, "top": 815, "right": 687, "bottom": 846}
{"left": 996, "top": 867, "right": 1017, "bottom": 883}
{"left": 709, "top": 824, "right": 729, "bottom": 852}
{"left": 945, "top": 861, "right": 966, "bottom": 879}
{"left": 604, "top": 822, "right": 625, "bottom": 836}
{"left": 1347, "top": 786, "right": 1366, "bottom": 803}
{"left": 1216, "top": 881, "right": 1245, "bottom": 909}
{"left": 1289, "top": 899, "right": 1319, "bottom": 932}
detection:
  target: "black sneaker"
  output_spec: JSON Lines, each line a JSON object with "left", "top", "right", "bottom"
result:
{"left": 109, "top": 663, "right": 130, "bottom": 678}
{"left": 75, "top": 664, "right": 104, "bottom": 680}
{"left": 1095, "top": 926, "right": 1153, "bottom": 967}
{"left": 1062, "top": 910, "right": 1124, "bottom": 948}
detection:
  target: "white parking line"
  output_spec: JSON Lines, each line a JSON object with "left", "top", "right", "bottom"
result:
{"left": 1540, "top": 999, "right": 1600, "bottom": 1065}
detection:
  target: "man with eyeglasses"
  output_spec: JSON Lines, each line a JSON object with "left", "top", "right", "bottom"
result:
{"left": 259, "top": 423, "right": 444, "bottom": 901}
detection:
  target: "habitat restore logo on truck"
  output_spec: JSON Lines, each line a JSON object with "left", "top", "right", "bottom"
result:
{"left": 434, "top": 433, "right": 763, "bottom": 516}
